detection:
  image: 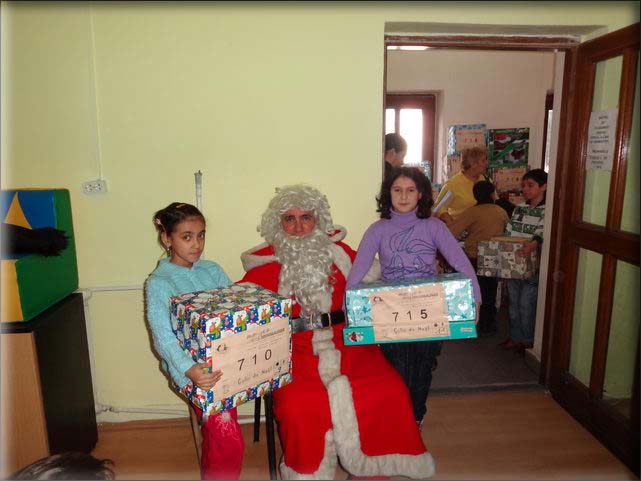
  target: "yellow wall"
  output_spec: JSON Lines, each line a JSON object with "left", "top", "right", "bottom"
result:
{"left": 2, "top": 1, "right": 638, "bottom": 421}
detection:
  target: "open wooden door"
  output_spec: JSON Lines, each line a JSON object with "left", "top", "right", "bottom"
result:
{"left": 546, "top": 23, "right": 639, "bottom": 474}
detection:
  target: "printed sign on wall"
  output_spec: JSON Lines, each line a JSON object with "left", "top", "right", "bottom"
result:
{"left": 586, "top": 108, "right": 618, "bottom": 170}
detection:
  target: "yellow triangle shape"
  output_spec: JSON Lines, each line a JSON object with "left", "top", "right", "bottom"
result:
{"left": 4, "top": 194, "right": 32, "bottom": 229}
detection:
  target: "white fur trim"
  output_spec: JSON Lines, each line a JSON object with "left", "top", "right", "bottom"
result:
{"left": 279, "top": 430, "right": 338, "bottom": 480}
{"left": 328, "top": 243, "right": 353, "bottom": 281}
{"left": 312, "top": 330, "right": 436, "bottom": 479}
{"left": 240, "top": 241, "right": 277, "bottom": 272}
{"left": 328, "top": 376, "right": 435, "bottom": 478}
{"left": 278, "top": 330, "right": 341, "bottom": 480}
{"left": 313, "top": 328, "right": 342, "bottom": 386}
{"left": 312, "top": 328, "right": 335, "bottom": 354}
{"left": 329, "top": 225, "right": 347, "bottom": 243}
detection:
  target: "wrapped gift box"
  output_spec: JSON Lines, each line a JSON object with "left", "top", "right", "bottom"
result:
{"left": 171, "top": 282, "right": 293, "bottom": 419}
{"left": 447, "top": 123, "right": 487, "bottom": 155}
{"left": 477, "top": 236, "right": 538, "bottom": 279}
{"left": 491, "top": 166, "right": 527, "bottom": 192}
{"left": 488, "top": 128, "right": 529, "bottom": 168}
{"left": 446, "top": 153, "right": 462, "bottom": 177}
{"left": 344, "top": 273, "right": 476, "bottom": 345}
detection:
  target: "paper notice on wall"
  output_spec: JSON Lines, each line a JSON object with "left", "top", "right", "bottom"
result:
{"left": 586, "top": 108, "right": 618, "bottom": 170}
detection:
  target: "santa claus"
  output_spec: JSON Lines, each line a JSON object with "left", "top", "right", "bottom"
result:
{"left": 240, "top": 184, "right": 435, "bottom": 480}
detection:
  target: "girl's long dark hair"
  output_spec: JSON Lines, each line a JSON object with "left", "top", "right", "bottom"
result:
{"left": 377, "top": 166, "right": 434, "bottom": 219}
{"left": 153, "top": 202, "right": 204, "bottom": 236}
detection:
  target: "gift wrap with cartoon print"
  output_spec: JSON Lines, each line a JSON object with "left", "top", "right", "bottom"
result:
{"left": 344, "top": 273, "right": 477, "bottom": 345}
{"left": 171, "top": 282, "right": 293, "bottom": 419}
{"left": 477, "top": 236, "right": 538, "bottom": 279}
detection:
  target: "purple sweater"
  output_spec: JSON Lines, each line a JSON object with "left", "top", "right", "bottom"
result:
{"left": 346, "top": 209, "right": 482, "bottom": 302}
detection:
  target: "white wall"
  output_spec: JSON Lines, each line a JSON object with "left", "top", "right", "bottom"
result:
{"left": 387, "top": 49, "right": 555, "bottom": 182}
{"left": 387, "top": 49, "right": 558, "bottom": 362}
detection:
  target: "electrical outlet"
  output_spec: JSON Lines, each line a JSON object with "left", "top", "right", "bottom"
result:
{"left": 82, "top": 179, "right": 108, "bottom": 195}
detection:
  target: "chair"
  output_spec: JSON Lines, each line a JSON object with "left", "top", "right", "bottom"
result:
{"left": 253, "top": 394, "right": 278, "bottom": 480}
{"left": 189, "top": 394, "right": 277, "bottom": 480}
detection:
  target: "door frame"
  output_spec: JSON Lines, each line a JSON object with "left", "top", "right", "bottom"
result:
{"left": 547, "top": 23, "right": 640, "bottom": 475}
{"left": 384, "top": 25, "right": 640, "bottom": 474}
{"left": 383, "top": 33, "right": 579, "bottom": 388}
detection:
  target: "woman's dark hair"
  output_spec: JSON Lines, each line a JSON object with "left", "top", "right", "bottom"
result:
{"left": 384, "top": 132, "right": 407, "bottom": 153}
{"left": 473, "top": 180, "right": 496, "bottom": 205}
{"left": 377, "top": 166, "right": 434, "bottom": 219}
{"left": 153, "top": 202, "right": 204, "bottom": 237}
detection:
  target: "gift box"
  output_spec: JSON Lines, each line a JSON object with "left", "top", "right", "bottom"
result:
{"left": 477, "top": 236, "right": 538, "bottom": 279}
{"left": 344, "top": 273, "right": 477, "bottom": 345}
{"left": 488, "top": 128, "right": 529, "bottom": 168}
{"left": 171, "top": 282, "right": 293, "bottom": 419}
{"left": 491, "top": 166, "right": 527, "bottom": 192}
{"left": 446, "top": 124, "right": 487, "bottom": 155}
{"left": 446, "top": 153, "right": 462, "bottom": 177}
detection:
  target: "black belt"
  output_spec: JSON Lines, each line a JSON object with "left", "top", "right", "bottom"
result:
{"left": 290, "top": 310, "right": 345, "bottom": 333}
{"left": 319, "top": 310, "right": 345, "bottom": 327}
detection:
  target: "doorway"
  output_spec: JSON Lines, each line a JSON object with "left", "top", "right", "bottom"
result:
{"left": 384, "top": 44, "right": 562, "bottom": 391}
{"left": 383, "top": 23, "right": 640, "bottom": 474}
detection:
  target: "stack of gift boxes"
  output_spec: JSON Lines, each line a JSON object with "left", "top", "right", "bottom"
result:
{"left": 344, "top": 273, "right": 477, "bottom": 345}
{"left": 444, "top": 123, "right": 488, "bottom": 179}
{"left": 170, "top": 282, "right": 292, "bottom": 419}
{"left": 476, "top": 236, "right": 538, "bottom": 279}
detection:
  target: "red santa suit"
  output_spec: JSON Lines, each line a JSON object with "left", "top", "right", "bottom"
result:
{"left": 240, "top": 226, "right": 435, "bottom": 480}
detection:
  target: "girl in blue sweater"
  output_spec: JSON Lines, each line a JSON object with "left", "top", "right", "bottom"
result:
{"left": 144, "top": 202, "right": 244, "bottom": 480}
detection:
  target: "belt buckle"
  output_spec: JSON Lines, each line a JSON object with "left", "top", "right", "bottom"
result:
{"left": 307, "top": 312, "right": 334, "bottom": 330}
{"left": 319, "top": 312, "right": 332, "bottom": 330}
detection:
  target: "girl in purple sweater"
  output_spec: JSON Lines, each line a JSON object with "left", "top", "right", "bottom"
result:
{"left": 346, "top": 166, "right": 481, "bottom": 427}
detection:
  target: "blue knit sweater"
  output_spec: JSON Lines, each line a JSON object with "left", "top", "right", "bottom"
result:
{"left": 144, "top": 257, "right": 231, "bottom": 389}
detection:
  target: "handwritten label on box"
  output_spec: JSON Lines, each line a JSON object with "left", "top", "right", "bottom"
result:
{"left": 455, "top": 128, "right": 486, "bottom": 151}
{"left": 370, "top": 284, "right": 450, "bottom": 341}
{"left": 211, "top": 316, "right": 291, "bottom": 401}
{"left": 493, "top": 166, "right": 527, "bottom": 192}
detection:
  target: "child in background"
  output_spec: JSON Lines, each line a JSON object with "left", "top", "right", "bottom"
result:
{"left": 144, "top": 202, "right": 244, "bottom": 480}
{"left": 346, "top": 166, "right": 481, "bottom": 427}
{"left": 384, "top": 132, "right": 408, "bottom": 180}
{"left": 495, "top": 191, "right": 516, "bottom": 218}
{"left": 445, "top": 180, "right": 509, "bottom": 335}
{"left": 499, "top": 169, "right": 548, "bottom": 355}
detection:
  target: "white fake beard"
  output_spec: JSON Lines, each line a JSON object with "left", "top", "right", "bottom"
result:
{"left": 273, "top": 228, "right": 334, "bottom": 318}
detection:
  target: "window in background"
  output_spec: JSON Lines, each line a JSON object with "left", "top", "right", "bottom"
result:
{"left": 385, "top": 94, "right": 436, "bottom": 175}
{"left": 542, "top": 92, "right": 554, "bottom": 172}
